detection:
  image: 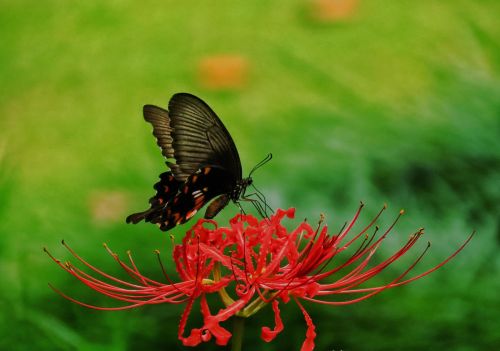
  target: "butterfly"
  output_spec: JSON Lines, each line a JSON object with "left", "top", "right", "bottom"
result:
{"left": 126, "top": 93, "right": 271, "bottom": 232}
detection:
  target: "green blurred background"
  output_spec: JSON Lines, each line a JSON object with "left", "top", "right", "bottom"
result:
{"left": 1, "top": 1, "right": 499, "bottom": 350}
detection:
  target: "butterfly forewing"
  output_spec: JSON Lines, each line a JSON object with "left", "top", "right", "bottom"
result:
{"left": 167, "top": 93, "right": 242, "bottom": 182}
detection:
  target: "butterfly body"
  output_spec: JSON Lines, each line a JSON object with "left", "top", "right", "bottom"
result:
{"left": 127, "top": 93, "right": 250, "bottom": 231}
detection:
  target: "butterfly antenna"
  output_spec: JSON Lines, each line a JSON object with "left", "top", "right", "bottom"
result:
{"left": 249, "top": 153, "right": 272, "bottom": 177}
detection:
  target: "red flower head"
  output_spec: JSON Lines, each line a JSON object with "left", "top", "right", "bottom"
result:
{"left": 46, "top": 204, "right": 473, "bottom": 350}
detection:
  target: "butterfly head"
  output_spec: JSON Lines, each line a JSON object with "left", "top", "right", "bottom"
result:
{"left": 243, "top": 177, "right": 253, "bottom": 187}
{"left": 232, "top": 177, "right": 252, "bottom": 201}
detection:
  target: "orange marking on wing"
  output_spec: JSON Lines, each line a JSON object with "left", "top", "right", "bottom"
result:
{"left": 172, "top": 213, "right": 180, "bottom": 223}
{"left": 203, "top": 167, "right": 211, "bottom": 175}
{"left": 191, "top": 175, "right": 198, "bottom": 183}
{"left": 175, "top": 214, "right": 184, "bottom": 224}
{"left": 194, "top": 196, "right": 205, "bottom": 208}
{"left": 186, "top": 209, "right": 197, "bottom": 219}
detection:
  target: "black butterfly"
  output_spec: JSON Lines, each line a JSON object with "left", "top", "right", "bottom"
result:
{"left": 126, "top": 93, "right": 271, "bottom": 231}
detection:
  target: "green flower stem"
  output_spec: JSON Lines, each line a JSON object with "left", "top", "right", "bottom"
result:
{"left": 213, "top": 263, "right": 236, "bottom": 307}
{"left": 231, "top": 316, "right": 245, "bottom": 351}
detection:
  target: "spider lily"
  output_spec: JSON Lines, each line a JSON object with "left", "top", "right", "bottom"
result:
{"left": 46, "top": 204, "right": 473, "bottom": 350}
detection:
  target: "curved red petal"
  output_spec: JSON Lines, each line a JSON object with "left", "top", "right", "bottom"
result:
{"left": 261, "top": 300, "right": 284, "bottom": 342}
{"left": 295, "top": 298, "right": 317, "bottom": 351}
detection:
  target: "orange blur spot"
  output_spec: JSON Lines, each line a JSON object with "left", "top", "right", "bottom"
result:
{"left": 198, "top": 55, "right": 249, "bottom": 90}
{"left": 88, "top": 190, "right": 130, "bottom": 224}
{"left": 310, "top": 0, "right": 358, "bottom": 22}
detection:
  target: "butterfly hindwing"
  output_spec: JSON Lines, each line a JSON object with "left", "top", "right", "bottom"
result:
{"left": 152, "top": 166, "right": 235, "bottom": 231}
{"left": 125, "top": 172, "right": 180, "bottom": 224}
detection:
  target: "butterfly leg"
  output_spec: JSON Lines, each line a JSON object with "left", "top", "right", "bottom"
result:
{"left": 240, "top": 195, "right": 268, "bottom": 218}
{"left": 247, "top": 183, "right": 274, "bottom": 215}
{"left": 241, "top": 190, "right": 273, "bottom": 219}
{"left": 235, "top": 201, "right": 247, "bottom": 216}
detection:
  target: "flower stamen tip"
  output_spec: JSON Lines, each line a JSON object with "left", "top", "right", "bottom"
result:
{"left": 400, "top": 209, "right": 405, "bottom": 215}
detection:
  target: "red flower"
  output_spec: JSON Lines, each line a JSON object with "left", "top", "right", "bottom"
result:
{"left": 46, "top": 204, "right": 473, "bottom": 350}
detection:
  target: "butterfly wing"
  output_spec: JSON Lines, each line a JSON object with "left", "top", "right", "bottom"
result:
{"left": 149, "top": 166, "right": 235, "bottom": 231}
{"left": 143, "top": 93, "right": 242, "bottom": 183}
{"left": 125, "top": 172, "right": 180, "bottom": 224}
{"left": 128, "top": 93, "right": 243, "bottom": 230}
